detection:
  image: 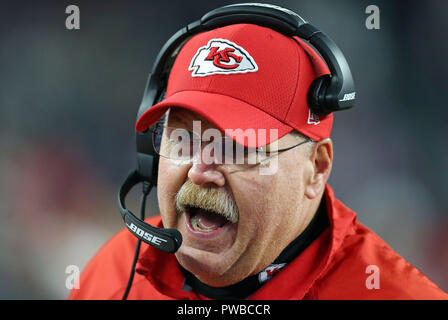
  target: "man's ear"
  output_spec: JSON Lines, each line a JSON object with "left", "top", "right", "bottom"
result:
{"left": 305, "top": 138, "right": 333, "bottom": 199}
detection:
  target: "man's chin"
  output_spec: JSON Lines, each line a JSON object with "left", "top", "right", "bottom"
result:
{"left": 175, "top": 245, "right": 242, "bottom": 287}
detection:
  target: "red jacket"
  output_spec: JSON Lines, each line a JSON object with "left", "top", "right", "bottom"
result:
{"left": 69, "top": 185, "right": 447, "bottom": 300}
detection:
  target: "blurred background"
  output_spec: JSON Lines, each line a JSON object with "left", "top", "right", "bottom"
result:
{"left": 0, "top": 0, "right": 446, "bottom": 299}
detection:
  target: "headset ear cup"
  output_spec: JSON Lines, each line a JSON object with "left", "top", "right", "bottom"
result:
{"left": 308, "top": 75, "right": 332, "bottom": 115}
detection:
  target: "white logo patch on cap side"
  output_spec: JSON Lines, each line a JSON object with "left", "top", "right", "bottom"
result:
{"left": 189, "top": 38, "right": 258, "bottom": 77}
{"left": 307, "top": 109, "right": 320, "bottom": 125}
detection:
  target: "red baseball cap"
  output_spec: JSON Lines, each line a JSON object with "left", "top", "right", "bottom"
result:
{"left": 136, "top": 23, "right": 332, "bottom": 147}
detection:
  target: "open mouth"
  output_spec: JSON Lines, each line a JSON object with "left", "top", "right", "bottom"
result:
{"left": 186, "top": 206, "right": 232, "bottom": 234}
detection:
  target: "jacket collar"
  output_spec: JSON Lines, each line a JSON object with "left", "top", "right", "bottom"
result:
{"left": 135, "top": 184, "right": 357, "bottom": 299}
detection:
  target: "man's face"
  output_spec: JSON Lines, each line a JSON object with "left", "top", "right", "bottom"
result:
{"left": 157, "top": 108, "right": 317, "bottom": 286}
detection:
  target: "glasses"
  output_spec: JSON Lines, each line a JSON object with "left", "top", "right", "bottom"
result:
{"left": 150, "top": 125, "right": 314, "bottom": 169}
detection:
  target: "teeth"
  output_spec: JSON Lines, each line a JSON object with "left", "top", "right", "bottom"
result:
{"left": 190, "top": 214, "right": 214, "bottom": 232}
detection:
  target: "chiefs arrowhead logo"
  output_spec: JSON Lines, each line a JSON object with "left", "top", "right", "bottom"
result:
{"left": 189, "top": 39, "right": 258, "bottom": 77}
{"left": 258, "top": 263, "right": 286, "bottom": 283}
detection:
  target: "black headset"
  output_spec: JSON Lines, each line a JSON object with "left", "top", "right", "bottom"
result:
{"left": 117, "top": 2, "right": 355, "bottom": 299}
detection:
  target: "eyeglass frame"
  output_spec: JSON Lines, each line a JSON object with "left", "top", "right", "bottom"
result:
{"left": 149, "top": 123, "right": 315, "bottom": 166}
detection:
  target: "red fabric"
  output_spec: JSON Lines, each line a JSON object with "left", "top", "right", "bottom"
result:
{"left": 135, "top": 24, "right": 333, "bottom": 146}
{"left": 69, "top": 185, "right": 448, "bottom": 300}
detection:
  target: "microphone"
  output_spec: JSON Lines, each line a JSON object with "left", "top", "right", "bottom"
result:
{"left": 118, "top": 170, "right": 183, "bottom": 253}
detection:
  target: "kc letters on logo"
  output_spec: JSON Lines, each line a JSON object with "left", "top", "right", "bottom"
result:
{"left": 189, "top": 39, "right": 258, "bottom": 77}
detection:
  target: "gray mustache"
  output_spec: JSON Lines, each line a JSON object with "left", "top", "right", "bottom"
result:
{"left": 175, "top": 180, "right": 239, "bottom": 223}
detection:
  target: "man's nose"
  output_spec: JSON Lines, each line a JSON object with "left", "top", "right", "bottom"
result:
{"left": 187, "top": 150, "right": 226, "bottom": 188}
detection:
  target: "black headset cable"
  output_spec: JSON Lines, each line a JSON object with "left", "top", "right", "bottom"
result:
{"left": 122, "top": 181, "right": 152, "bottom": 300}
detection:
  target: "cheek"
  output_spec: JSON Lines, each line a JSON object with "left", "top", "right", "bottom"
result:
{"left": 238, "top": 161, "right": 304, "bottom": 229}
{"left": 157, "top": 159, "right": 190, "bottom": 224}
{"left": 231, "top": 173, "right": 283, "bottom": 230}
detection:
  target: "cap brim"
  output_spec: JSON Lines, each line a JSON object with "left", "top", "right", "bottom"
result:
{"left": 135, "top": 91, "right": 293, "bottom": 148}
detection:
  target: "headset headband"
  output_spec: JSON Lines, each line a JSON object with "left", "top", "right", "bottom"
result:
{"left": 138, "top": 2, "right": 355, "bottom": 121}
